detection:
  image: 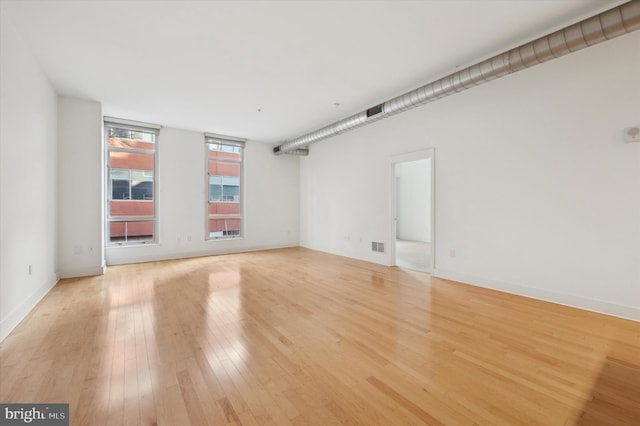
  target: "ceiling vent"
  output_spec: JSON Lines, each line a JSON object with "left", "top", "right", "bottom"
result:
{"left": 366, "top": 104, "right": 384, "bottom": 118}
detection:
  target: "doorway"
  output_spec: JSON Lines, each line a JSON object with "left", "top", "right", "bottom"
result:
{"left": 391, "top": 149, "right": 434, "bottom": 273}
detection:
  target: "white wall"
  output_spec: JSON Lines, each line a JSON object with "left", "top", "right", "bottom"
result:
{"left": 0, "top": 13, "right": 59, "bottom": 341}
{"left": 300, "top": 31, "right": 640, "bottom": 320}
{"left": 396, "top": 159, "right": 431, "bottom": 242}
{"left": 57, "top": 97, "right": 104, "bottom": 278}
{"left": 106, "top": 127, "right": 299, "bottom": 265}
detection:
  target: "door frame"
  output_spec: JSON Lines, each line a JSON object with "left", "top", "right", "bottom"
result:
{"left": 389, "top": 148, "right": 435, "bottom": 273}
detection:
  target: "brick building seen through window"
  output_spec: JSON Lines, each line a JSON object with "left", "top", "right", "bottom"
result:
{"left": 106, "top": 123, "right": 244, "bottom": 244}
{"left": 206, "top": 139, "right": 243, "bottom": 239}
{"left": 106, "top": 123, "right": 157, "bottom": 244}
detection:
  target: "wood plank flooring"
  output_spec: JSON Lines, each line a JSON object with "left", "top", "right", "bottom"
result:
{"left": 1, "top": 247, "right": 638, "bottom": 425}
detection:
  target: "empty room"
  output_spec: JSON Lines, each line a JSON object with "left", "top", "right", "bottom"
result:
{"left": 1, "top": 0, "right": 639, "bottom": 425}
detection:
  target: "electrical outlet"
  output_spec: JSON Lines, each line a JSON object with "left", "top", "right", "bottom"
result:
{"left": 450, "top": 249, "right": 457, "bottom": 258}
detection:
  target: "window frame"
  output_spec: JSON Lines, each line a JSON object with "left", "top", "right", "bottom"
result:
{"left": 205, "top": 133, "right": 246, "bottom": 241}
{"left": 105, "top": 118, "right": 160, "bottom": 246}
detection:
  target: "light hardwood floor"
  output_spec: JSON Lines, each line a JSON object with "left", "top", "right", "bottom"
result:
{"left": 1, "top": 248, "right": 638, "bottom": 425}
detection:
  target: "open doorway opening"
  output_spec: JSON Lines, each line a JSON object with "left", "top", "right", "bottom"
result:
{"left": 391, "top": 150, "right": 434, "bottom": 273}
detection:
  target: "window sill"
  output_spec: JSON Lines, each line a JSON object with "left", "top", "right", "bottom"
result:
{"left": 206, "top": 237, "right": 244, "bottom": 242}
{"left": 106, "top": 242, "right": 160, "bottom": 248}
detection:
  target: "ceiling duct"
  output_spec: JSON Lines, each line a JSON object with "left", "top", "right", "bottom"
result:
{"left": 274, "top": 147, "right": 309, "bottom": 156}
{"left": 274, "top": 0, "right": 640, "bottom": 156}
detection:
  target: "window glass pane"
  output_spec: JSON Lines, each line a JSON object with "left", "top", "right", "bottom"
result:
{"left": 131, "top": 180, "right": 153, "bottom": 200}
{"left": 222, "top": 176, "right": 240, "bottom": 186}
{"left": 208, "top": 218, "right": 241, "bottom": 239}
{"left": 209, "top": 184, "right": 221, "bottom": 202}
{"left": 112, "top": 180, "right": 130, "bottom": 200}
{"left": 208, "top": 175, "right": 240, "bottom": 202}
{"left": 209, "top": 203, "right": 240, "bottom": 215}
{"left": 109, "top": 151, "right": 153, "bottom": 170}
{"left": 110, "top": 200, "right": 154, "bottom": 217}
{"left": 109, "top": 220, "right": 154, "bottom": 244}
{"left": 222, "top": 185, "right": 239, "bottom": 201}
{"left": 208, "top": 143, "right": 240, "bottom": 153}
{"left": 207, "top": 147, "right": 242, "bottom": 161}
{"left": 208, "top": 160, "right": 240, "bottom": 176}
{"left": 111, "top": 169, "right": 153, "bottom": 201}
{"left": 108, "top": 128, "right": 156, "bottom": 144}
{"left": 111, "top": 169, "right": 130, "bottom": 180}
{"left": 131, "top": 170, "right": 153, "bottom": 181}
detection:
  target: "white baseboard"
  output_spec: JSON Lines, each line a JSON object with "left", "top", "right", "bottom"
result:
{"left": 58, "top": 266, "right": 105, "bottom": 279}
{"left": 106, "top": 243, "right": 299, "bottom": 266}
{"left": 432, "top": 268, "right": 640, "bottom": 322}
{"left": 0, "top": 273, "right": 59, "bottom": 342}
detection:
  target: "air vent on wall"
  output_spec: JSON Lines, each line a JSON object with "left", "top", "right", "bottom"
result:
{"left": 371, "top": 242, "right": 385, "bottom": 253}
{"left": 366, "top": 104, "right": 384, "bottom": 118}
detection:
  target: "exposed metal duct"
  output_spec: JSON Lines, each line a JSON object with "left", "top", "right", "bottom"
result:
{"left": 274, "top": 0, "right": 640, "bottom": 155}
{"left": 273, "top": 147, "right": 309, "bottom": 156}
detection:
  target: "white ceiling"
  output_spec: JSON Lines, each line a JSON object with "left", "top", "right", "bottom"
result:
{"left": 0, "top": 0, "right": 625, "bottom": 144}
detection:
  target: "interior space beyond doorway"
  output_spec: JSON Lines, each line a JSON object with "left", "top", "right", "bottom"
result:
{"left": 392, "top": 149, "right": 434, "bottom": 273}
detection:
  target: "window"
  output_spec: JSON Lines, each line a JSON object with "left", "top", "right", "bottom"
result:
{"left": 105, "top": 118, "right": 159, "bottom": 245}
{"left": 206, "top": 133, "right": 245, "bottom": 240}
